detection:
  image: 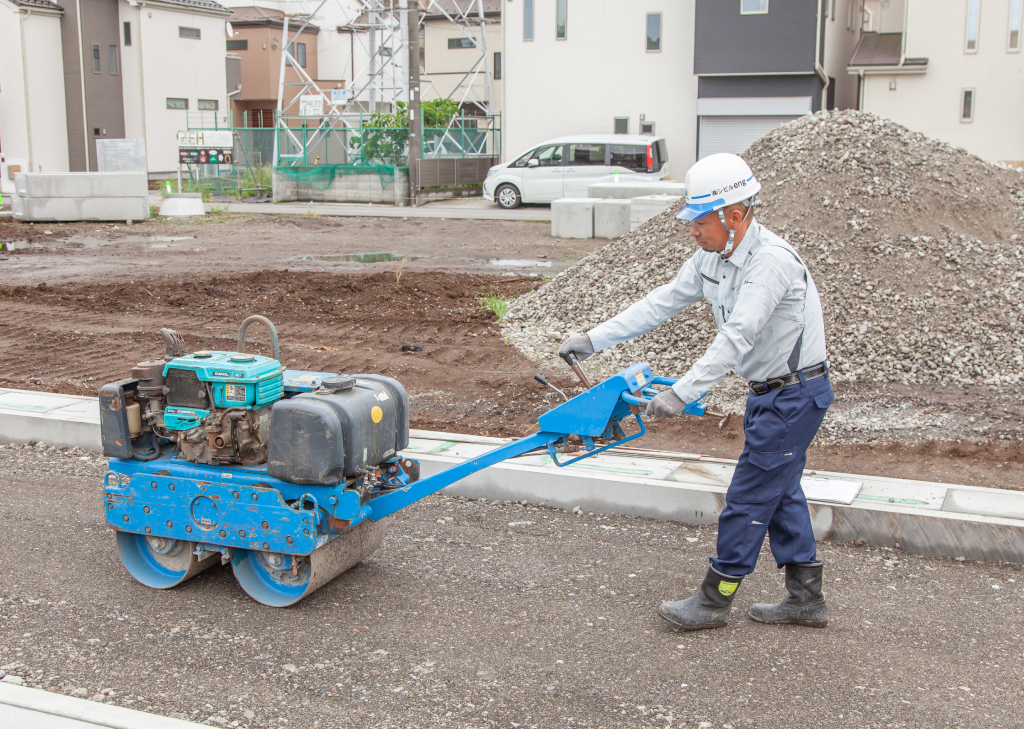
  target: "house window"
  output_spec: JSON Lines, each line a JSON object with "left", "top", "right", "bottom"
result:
{"left": 448, "top": 37, "right": 476, "bottom": 49}
{"left": 287, "top": 42, "right": 307, "bottom": 67}
{"left": 493, "top": 51, "right": 501, "bottom": 79}
{"left": 92, "top": 44, "right": 101, "bottom": 73}
{"left": 198, "top": 99, "right": 219, "bottom": 111}
{"left": 965, "top": 0, "right": 980, "bottom": 51}
{"left": 523, "top": 0, "right": 534, "bottom": 41}
{"left": 226, "top": 39, "right": 248, "bottom": 51}
{"left": 741, "top": 0, "right": 768, "bottom": 14}
{"left": 1010, "top": 0, "right": 1022, "bottom": 51}
{"left": 556, "top": 0, "right": 567, "bottom": 39}
{"left": 109, "top": 45, "right": 118, "bottom": 74}
{"left": 123, "top": 21, "right": 131, "bottom": 46}
{"left": 179, "top": 27, "right": 201, "bottom": 39}
{"left": 961, "top": 88, "right": 975, "bottom": 121}
{"left": 641, "top": 120, "right": 655, "bottom": 135}
{"left": 646, "top": 13, "right": 661, "bottom": 51}
{"left": 166, "top": 98, "right": 189, "bottom": 110}
{"left": 614, "top": 117, "right": 629, "bottom": 134}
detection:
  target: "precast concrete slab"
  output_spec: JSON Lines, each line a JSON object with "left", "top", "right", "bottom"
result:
{"left": 0, "top": 389, "right": 101, "bottom": 451}
{"left": 551, "top": 198, "right": 599, "bottom": 238}
{"left": 2, "top": 388, "right": 1023, "bottom": 563}
{"left": 587, "top": 181, "right": 687, "bottom": 200}
{"left": 593, "top": 199, "right": 631, "bottom": 239}
{"left": 0, "top": 683, "right": 209, "bottom": 729}
{"left": 11, "top": 196, "right": 150, "bottom": 222}
{"left": 630, "top": 194, "right": 683, "bottom": 232}
{"left": 159, "top": 193, "right": 206, "bottom": 218}
{"left": 14, "top": 172, "right": 147, "bottom": 198}
{"left": 207, "top": 201, "right": 553, "bottom": 222}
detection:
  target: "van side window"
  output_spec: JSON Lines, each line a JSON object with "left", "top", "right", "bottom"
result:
{"left": 568, "top": 143, "right": 607, "bottom": 166}
{"left": 609, "top": 144, "right": 646, "bottom": 171}
{"left": 534, "top": 145, "right": 565, "bottom": 166}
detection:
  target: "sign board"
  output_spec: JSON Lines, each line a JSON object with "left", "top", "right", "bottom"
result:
{"left": 96, "top": 138, "right": 146, "bottom": 172}
{"left": 299, "top": 94, "right": 325, "bottom": 117}
{"left": 177, "top": 130, "right": 234, "bottom": 166}
{"left": 330, "top": 88, "right": 352, "bottom": 106}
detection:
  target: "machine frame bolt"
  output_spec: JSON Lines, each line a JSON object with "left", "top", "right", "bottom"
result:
{"left": 286, "top": 536, "right": 294, "bottom": 544}
{"left": 238, "top": 530, "right": 246, "bottom": 537}
{"left": 219, "top": 530, "right": 227, "bottom": 538}
{"left": 185, "top": 526, "right": 192, "bottom": 533}
{"left": 261, "top": 521, "right": 269, "bottom": 529}
{"left": 143, "top": 506, "right": 151, "bottom": 513}
{"left": 122, "top": 515, "right": 129, "bottom": 522}
{"left": 145, "top": 527, "right": 152, "bottom": 534}
{"left": 232, "top": 491, "right": 240, "bottom": 499}
{"left": 251, "top": 494, "right": 258, "bottom": 501}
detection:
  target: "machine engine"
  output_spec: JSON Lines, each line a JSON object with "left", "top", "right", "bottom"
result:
{"left": 99, "top": 316, "right": 408, "bottom": 476}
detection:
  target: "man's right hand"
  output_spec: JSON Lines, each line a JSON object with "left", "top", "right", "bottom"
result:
{"left": 558, "top": 334, "right": 595, "bottom": 361}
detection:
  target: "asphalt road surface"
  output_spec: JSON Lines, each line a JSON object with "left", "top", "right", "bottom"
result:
{"left": 1, "top": 442, "right": 1021, "bottom": 729}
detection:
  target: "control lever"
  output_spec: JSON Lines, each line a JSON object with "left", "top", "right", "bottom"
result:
{"left": 559, "top": 351, "right": 593, "bottom": 389}
{"left": 534, "top": 373, "right": 568, "bottom": 402}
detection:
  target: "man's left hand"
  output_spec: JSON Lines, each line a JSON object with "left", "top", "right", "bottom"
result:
{"left": 644, "top": 389, "right": 687, "bottom": 419}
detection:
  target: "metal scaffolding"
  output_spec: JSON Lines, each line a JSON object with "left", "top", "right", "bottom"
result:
{"left": 273, "top": 0, "right": 496, "bottom": 166}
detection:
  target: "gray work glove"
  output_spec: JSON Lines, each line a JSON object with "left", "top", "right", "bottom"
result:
{"left": 558, "top": 334, "right": 595, "bottom": 362}
{"left": 644, "top": 389, "right": 686, "bottom": 419}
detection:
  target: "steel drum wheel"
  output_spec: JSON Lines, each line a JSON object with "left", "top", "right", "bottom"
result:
{"left": 115, "top": 532, "right": 219, "bottom": 589}
{"left": 231, "top": 520, "right": 388, "bottom": 607}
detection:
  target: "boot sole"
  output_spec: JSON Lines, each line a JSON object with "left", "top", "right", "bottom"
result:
{"left": 657, "top": 610, "right": 727, "bottom": 631}
{"left": 747, "top": 613, "right": 827, "bottom": 628}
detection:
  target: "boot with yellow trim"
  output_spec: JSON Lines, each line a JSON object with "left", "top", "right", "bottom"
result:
{"left": 747, "top": 561, "right": 828, "bottom": 628}
{"left": 658, "top": 566, "right": 743, "bottom": 631}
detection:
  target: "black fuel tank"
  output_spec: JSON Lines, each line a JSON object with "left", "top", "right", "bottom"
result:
{"left": 267, "top": 375, "right": 409, "bottom": 485}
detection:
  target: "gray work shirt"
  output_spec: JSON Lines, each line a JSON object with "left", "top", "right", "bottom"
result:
{"left": 587, "top": 219, "right": 827, "bottom": 405}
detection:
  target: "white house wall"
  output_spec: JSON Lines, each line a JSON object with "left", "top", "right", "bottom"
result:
{"left": 422, "top": 17, "right": 501, "bottom": 114}
{"left": 119, "top": 2, "right": 230, "bottom": 174}
{"left": 503, "top": 0, "right": 697, "bottom": 171}
{"left": 0, "top": 5, "right": 70, "bottom": 176}
{"left": 860, "top": 0, "right": 1024, "bottom": 162}
{"left": 823, "top": 0, "right": 860, "bottom": 111}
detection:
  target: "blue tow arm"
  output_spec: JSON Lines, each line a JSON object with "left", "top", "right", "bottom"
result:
{"left": 365, "top": 363, "right": 705, "bottom": 521}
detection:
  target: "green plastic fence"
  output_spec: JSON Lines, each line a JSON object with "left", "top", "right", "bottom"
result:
{"left": 273, "top": 163, "right": 408, "bottom": 191}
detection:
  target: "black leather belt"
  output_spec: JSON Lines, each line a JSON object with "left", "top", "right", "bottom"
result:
{"left": 749, "top": 362, "right": 827, "bottom": 396}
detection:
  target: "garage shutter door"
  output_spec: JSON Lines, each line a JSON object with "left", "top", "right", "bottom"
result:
{"left": 698, "top": 116, "right": 799, "bottom": 159}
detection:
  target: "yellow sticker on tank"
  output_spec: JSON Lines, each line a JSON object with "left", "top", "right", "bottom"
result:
{"left": 371, "top": 405, "right": 383, "bottom": 424}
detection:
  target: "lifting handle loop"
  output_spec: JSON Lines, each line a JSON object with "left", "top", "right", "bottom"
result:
{"left": 237, "top": 315, "right": 281, "bottom": 362}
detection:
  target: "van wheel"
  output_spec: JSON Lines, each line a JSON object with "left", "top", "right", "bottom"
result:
{"left": 495, "top": 184, "right": 521, "bottom": 210}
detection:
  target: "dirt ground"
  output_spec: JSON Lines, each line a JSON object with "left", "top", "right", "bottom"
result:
{"left": 0, "top": 213, "right": 1021, "bottom": 491}
{"left": 1, "top": 444, "right": 1022, "bottom": 729}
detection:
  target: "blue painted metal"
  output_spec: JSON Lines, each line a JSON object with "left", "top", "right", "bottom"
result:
{"left": 164, "top": 350, "right": 284, "bottom": 409}
{"left": 282, "top": 369, "right": 339, "bottom": 393}
{"left": 105, "top": 361, "right": 703, "bottom": 602}
{"left": 163, "top": 406, "right": 210, "bottom": 431}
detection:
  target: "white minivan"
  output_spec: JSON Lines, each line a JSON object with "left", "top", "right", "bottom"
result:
{"left": 482, "top": 134, "right": 670, "bottom": 209}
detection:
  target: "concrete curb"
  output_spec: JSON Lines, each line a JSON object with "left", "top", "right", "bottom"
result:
{"left": 2, "top": 388, "right": 1023, "bottom": 564}
{"left": 0, "top": 683, "right": 207, "bottom": 729}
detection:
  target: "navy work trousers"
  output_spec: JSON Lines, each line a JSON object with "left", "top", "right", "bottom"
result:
{"left": 710, "top": 368, "right": 834, "bottom": 577}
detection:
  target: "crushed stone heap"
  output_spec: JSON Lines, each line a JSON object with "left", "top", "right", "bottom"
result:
{"left": 503, "top": 110, "right": 1024, "bottom": 398}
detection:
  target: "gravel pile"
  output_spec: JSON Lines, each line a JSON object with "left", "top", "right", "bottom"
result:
{"left": 503, "top": 110, "right": 1024, "bottom": 439}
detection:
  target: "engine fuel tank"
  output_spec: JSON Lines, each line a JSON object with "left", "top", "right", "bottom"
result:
{"left": 267, "top": 375, "right": 409, "bottom": 485}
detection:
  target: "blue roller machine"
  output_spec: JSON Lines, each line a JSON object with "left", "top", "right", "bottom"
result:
{"left": 100, "top": 316, "right": 710, "bottom": 607}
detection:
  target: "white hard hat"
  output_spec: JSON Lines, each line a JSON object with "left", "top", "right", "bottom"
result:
{"left": 676, "top": 153, "right": 761, "bottom": 222}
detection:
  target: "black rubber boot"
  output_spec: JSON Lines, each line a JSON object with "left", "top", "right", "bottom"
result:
{"left": 748, "top": 561, "right": 828, "bottom": 628}
{"left": 658, "top": 567, "right": 744, "bottom": 631}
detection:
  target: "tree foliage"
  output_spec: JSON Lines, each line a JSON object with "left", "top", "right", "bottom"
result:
{"left": 351, "top": 100, "right": 463, "bottom": 165}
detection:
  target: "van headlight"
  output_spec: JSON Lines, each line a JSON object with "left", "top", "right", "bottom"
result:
{"left": 485, "top": 167, "right": 497, "bottom": 179}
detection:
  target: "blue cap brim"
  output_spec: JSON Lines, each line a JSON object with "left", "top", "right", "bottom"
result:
{"left": 676, "top": 198, "right": 725, "bottom": 221}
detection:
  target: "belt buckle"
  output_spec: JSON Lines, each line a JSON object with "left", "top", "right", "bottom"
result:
{"left": 766, "top": 377, "right": 786, "bottom": 392}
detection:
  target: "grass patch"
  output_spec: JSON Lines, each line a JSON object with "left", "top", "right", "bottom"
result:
{"left": 478, "top": 291, "right": 509, "bottom": 321}
{"left": 149, "top": 204, "right": 160, "bottom": 218}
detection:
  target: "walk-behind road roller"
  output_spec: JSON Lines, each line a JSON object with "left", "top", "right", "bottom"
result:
{"left": 100, "top": 316, "right": 709, "bottom": 607}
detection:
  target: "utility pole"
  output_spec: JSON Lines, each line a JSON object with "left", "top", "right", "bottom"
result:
{"left": 406, "top": 3, "right": 421, "bottom": 207}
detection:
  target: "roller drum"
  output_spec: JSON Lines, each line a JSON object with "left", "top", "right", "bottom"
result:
{"left": 231, "top": 519, "right": 388, "bottom": 607}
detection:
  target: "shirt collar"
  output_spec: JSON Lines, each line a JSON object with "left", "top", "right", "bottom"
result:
{"left": 724, "top": 218, "right": 762, "bottom": 267}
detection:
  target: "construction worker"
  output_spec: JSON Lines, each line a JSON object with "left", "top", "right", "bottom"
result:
{"left": 559, "top": 153, "right": 832, "bottom": 631}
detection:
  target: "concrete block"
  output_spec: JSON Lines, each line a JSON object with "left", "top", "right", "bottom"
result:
{"left": 588, "top": 180, "right": 688, "bottom": 200}
{"left": 594, "top": 199, "right": 632, "bottom": 239}
{"left": 15, "top": 172, "right": 147, "bottom": 198}
{"left": 630, "top": 194, "right": 683, "bottom": 231}
{"left": 12, "top": 196, "right": 150, "bottom": 222}
{"left": 158, "top": 193, "right": 206, "bottom": 217}
{"left": 551, "top": 197, "right": 599, "bottom": 239}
